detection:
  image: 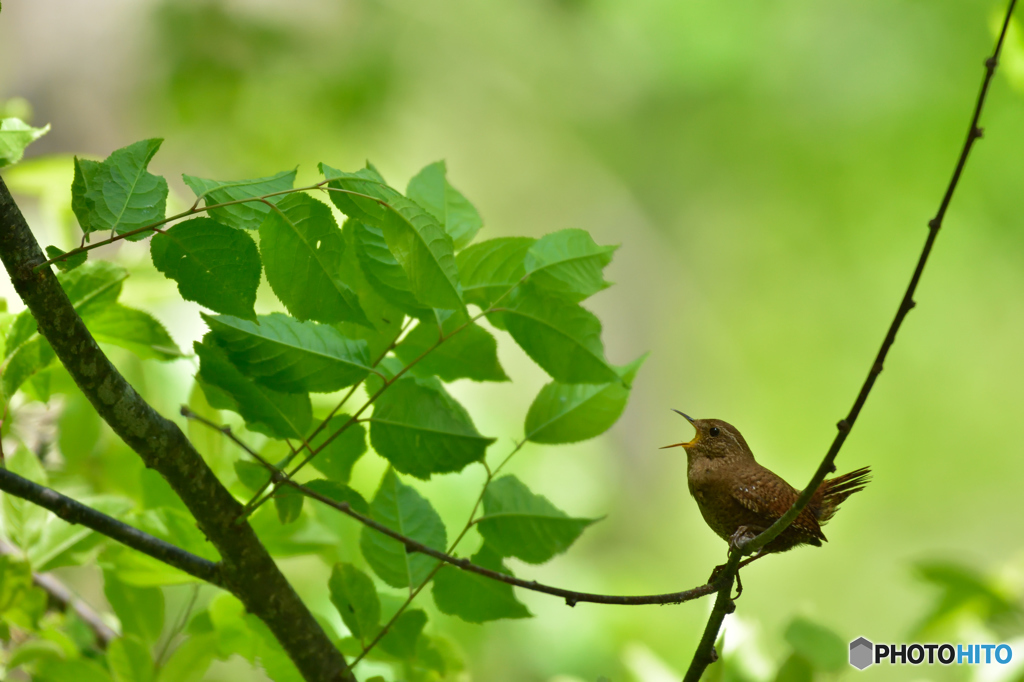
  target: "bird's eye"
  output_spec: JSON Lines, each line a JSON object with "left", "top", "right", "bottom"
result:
{"left": 709, "top": 426, "right": 720, "bottom": 437}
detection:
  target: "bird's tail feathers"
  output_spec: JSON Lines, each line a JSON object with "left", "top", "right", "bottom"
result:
{"left": 817, "top": 466, "right": 871, "bottom": 524}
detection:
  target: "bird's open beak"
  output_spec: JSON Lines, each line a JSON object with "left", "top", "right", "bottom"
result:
{"left": 660, "top": 409, "right": 699, "bottom": 449}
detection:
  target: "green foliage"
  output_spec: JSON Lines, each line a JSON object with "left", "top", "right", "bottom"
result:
{"left": 150, "top": 217, "right": 262, "bottom": 320}
{"left": 497, "top": 285, "right": 619, "bottom": 384}
{"left": 360, "top": 469, "right": 447, "bottom": 588}
{"left": 71, "top": 139, "right": 168, "bottom": 241}
{"left": 406, "top": 160, "right": 484, "bottom": 250}
{"left": 2, "top": 261, "right": 179, "bottom": 398}
{"left": 4, "top": 141, "right": 644, "bottom": 681}
{"left": 195, "top": 337, "right": 312, "bottom": 439}
{"left": 369, "top": 375, "right": 495, "bottom": 479}
{"left": 329, "top": 562, "right": 381, "bottom": 640}
{"left": 0, "top": 118, "right": 50, "bottom": 168}
{"left": 203, "top": 313, "right": 372, "bottom": 393}
{"left": 431, "top": 545, "right": 531, "bottom": 623}
{"left": 477, "top": 475, "right": 598, "bottom": 564}
{"left": 526, "top": 353, "right": 647, "bottom": 443}
{"left": 306, "top": 417, "right": 367, "bottom": 483}
{"left": 524, "top": 228, "right": 617, "bottom": 302}
{"left": 182, "top": 169, "right": 297, "bottom": 230}
{"left": 259, "top": 194, "right": 370, "bottom": 325}
{"left": 782, "top": 617, "right": 845, "bottom": 673}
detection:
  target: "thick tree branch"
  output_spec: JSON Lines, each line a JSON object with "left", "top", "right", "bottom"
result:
{"left": 0, "top": 469, "right": 222, "bottom": 586}
{"left": 0, "top": 177, "right": 355, "bottom": 682}
{"left": 684, "top": 1, "right": 1019, "bottom": 678}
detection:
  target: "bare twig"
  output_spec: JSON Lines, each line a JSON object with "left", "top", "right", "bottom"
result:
{"left": 683, "top": 1, "right": 1019, "bottom": 678}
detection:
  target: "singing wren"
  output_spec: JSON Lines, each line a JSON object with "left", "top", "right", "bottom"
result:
{"left": 662, "top": 411, "right": 870, "bottom": 555}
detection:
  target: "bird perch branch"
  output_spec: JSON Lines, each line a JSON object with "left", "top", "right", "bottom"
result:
{"left": 683, "top": 1, "right": 1019, "bottom": 678}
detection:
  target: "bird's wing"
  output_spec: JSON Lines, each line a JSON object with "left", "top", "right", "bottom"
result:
{"left": 730, "top": 468, "right": 826, "bottom": 542}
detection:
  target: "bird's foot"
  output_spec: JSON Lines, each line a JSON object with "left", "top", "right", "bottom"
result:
{"left": 728, "top": 525, "right": 758, "bottom": 552}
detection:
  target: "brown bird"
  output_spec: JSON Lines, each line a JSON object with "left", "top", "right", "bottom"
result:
{"left": 662, "top": 411, "right": 870, "bottom": 560}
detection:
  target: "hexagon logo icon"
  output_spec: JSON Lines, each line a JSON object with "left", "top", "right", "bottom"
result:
{"left": 850, "top": 637, "right": 873, "bottom": 670}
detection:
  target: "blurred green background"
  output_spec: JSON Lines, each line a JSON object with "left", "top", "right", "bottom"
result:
{"left": 3, "top": 0, "right": 1024, "bottom": 680}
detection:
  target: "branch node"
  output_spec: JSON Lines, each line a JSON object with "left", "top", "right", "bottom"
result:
{"left": 836, "top": 419, "right": 850, "bottom": 433}
{"left": 565, "top": 597, "right": 577, "bottom": 607}
{"left": 928, "top": 217, "right": 940, "bottom": 231}
{"left": 972, "top": 126, "right": 984, "bottom": 139}
{"left": 985, "top": 56, "right": 998, "bottom": 69}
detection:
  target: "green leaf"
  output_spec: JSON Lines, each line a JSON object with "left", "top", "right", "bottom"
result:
{"left": 329, "top": 563, "right": 381, "bottom": 640}
{"left": 379, "top": 609, "right": 427, "bottom": 660}
{"left": 7, "top": 639, "right": 67, "bottom": 670}
{"left": 525, "top": 353, "right": 646, "bottom": 443}
{"left": 497, "top": 285, "right": 619, "bottom": 384}
{"left": 36, "top": 658, "right": 114, "bottom": 682}
{"left": 308, "top": 417, "right": 366, "bottom": 483}
{"left": 0, "top": 118, "right": 50, "bottom": 168}
{"left": 360, "top": 469, "right": 446, "bottom": 588}
{"left": 431, "top": 544, "right": 531, "bottom": 623}
{"left": 103, "top": 571, "right": 165, "bottom": 644}
{"left": 5, "top": 260, "right": 127, "bottom": 359}
{"left": 774, "top": 653, "right": 813, "bottom": 682}
{"left": 234, "top": 460, "right": 271, "bottom": 491}
{"left": 2, "top": 261, "right": 134, "bottom": 394}
{"left": 395, "top": 312, "right": 508, "bottom": 383}
{"left": 71, "top": 139, "right": 168, "bottom": 240}
{"left": 304, "top": 479, "right": 369, "bottom": 515}
{"left": 30, "top": 496, "right": 133, "bottom": 572}
{"left": 336, "top": 220, "right": 407, "bottom": 357}
{"left": 107, "top": 635, "right": 155, "bottom": 682}
{"left": 204, "top": 313, "right": 372, "bottom": 393}
{"left": 156, "top": 633, "right": 218, "bottom": 682}
{"left": 2, "top": 336, "right": 56, "bottom": 399}
{"left": 369, "top": 375, "right": 495, "bottom": 479}
{"left": 84, "top": 304, "right": 183, "bottom": 361}
{"left": 456, "top": 237, "right": 534, "bottom": 310}
{"left": 911, "top": 561, "right": 1021, "bottom": 635}
{"left": 783, "top": 617, "right": 846, "bottom": 672}
{"left": 524, "top": 228, "right": 617, "bottom": 302}
{"left": 2, "top": 447, "right": 49, "bottom": 552}
{"left": 477, "top": 475, "right": 597, "bottom": 564}
{"left": 194, "top": 337, "right": 311, "bottom": 440}
{"left": 259, "top": 193, "right": 370, "bottom": 326}
{"left": 321, "top": 164, "right": 464, "bottom": 311}
{"left": 351, "top": 220, "right": 430, "bottom": 316}
{"left": 150, "top": 217, "right": 261, "bottom": 321}
{"left": 406, "top": 160, "right": 484, "bottom": 250}
{"left": 182, "top": 169, "right": 297, "bottom": 231}
{"left": 0, "top": 555, "right": 34, "bottom": 616}
{"left": 274, "top": 486, "right": 304, "bottom": 525}
{"left": 44, "top": 245, "right": 87, "bottom": 272}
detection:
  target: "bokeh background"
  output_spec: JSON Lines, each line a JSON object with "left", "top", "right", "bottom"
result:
{"left": 3, "top": 0, "right": 1024, "bottom": 680}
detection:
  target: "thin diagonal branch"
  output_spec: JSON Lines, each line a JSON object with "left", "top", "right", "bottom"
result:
{"left": 0, "top": 469, "right": 222, "bottom": 585}
{"left": 184, "top": 409, "right": 720, "bottom": 607}
{"left": 684, "top": 1, "right": 1018, "bottom": 679}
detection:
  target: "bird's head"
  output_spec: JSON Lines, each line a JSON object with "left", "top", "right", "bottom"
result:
{"left": 660, "top": 411, "right": 755, "bottom": 462}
